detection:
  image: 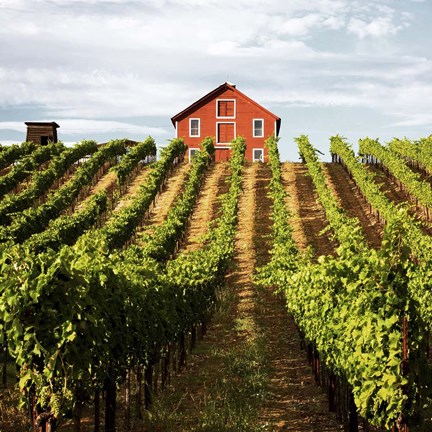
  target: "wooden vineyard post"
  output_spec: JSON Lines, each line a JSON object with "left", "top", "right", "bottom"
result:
{"left": 94, "top": 388, "right": 100, "bottom": 432}
{"left": 347, "top": 387, "right": 358, "bottom": 432}
{"left": 125, "top": 370, "right": 131, "bottom": 432}
{"left": 191, "top": 324, "right": 197, "bottom": 351}
{"left": 104, "top": 378, "right": 117, "bottom": 432}
{"left": 161, "top": 347, "right": 170, "bottom": 390}
{"left": 135, "top": 366, "right": 143, "bottom": 419}
{"left": 328, "top": 373, "right": 336, "bottom": 412}
{"left": 2, "top": 331, "right": 7, "bottom": 387}
{"left": 179, "top": 332, "right": 186, "bottom": 370}
{"left": 313, "top": 348, "right": 320, "bottom": 386}
{"left": 398, "top": 316, "right": 410, "bottom": 432}
{"left": 29, "top": 387, "right": 37, "bottom": 432}
{"left": 144, "top": 364, "right": 153, "bottom": 409}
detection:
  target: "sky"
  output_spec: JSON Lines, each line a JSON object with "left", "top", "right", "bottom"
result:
{"left": 0, "top": 0, "right": 431, "bottom": 161}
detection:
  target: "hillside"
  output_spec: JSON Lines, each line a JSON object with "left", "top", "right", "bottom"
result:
{"left": 1, "top": 136, "right": 432, "bottom": 432}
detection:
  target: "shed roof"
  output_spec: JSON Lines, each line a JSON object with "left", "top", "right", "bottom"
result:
{"left": 25, "top": 121, "right": 60, "bottom": 128}
{"left": 171, "top": 82, "right": 281, "bottom": 135}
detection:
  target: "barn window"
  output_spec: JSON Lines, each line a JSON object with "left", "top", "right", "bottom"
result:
{"left": 253, "top": 148, "right": 264, "bottom": 162}
{"left": 189, "top": 148, "right": 200, "bottom": 161}
{"left": 189, "top": 118, "right": 200, "bottom": 137}
{"left": 217, "top": 99, "right": 235, "bottom": 118}
{"left": 217, "top": 122, "right": 235, "bottom": 144}
{"left": 253, "top": 119, "right": 264, "bottom": 137}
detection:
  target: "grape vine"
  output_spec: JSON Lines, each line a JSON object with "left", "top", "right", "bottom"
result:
{"left": 0, "top": 141, "right": 65, "bottom": 198}
{"left": 0, "top": 136, "right": 245, "bottom": 429}
{"left": 257, "top": 135, "right": 429, "bottom": 428}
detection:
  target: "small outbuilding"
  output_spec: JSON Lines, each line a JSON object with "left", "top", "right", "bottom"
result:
{"left": 25, "top": 121, "right": 59, "bottom": 145}
{"left": 171, "top": 82, "right": 281, "bottom": 162}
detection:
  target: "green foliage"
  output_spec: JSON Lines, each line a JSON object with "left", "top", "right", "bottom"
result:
{"left": 24, "top": 191, "right": 109, "bottom": 253}
{"left": 5, "top": 132, "right": 432, "bottom": 429}
{"left": 359, "top": 137, "right": 432, "bottom": 212}
{"left": 297, "top": 134, "right": 366, "bottom": 252}
{"left": 100, "top": 137, "right": 187, "bottom": 249}
{"left": 388, "top": 136, "right": 432, "bottom": 176}
{"left": 0, "top": 139, "right": 126, "bottom": 243}
{"left": 111, "top": 136, "right": 156, "bottom": 185}
{"left": 254, "top": 135, "right": 298, "bottom": 286}
{"left": 140, "top": 136, "right": 214, "bottom": 260}
{"left": 0, "top": 141, "right": 37, "bottom": 171}
{"left": 0, "top": 140, "right": 98, "bottom": 225}
{"left": 165, "top": 136, "right": 246, "bottom": 331}
{"left": 0, "top": 135, "right": 245, "bottom": 421}
{"left": 257, "top": 134, "right": 430, "bottom": 428}
{"left": 326, "top": 135, "right": 432, "bottom": 426}
{"left": 330, "top": 135, "right": 432, "bottom": 328}
{"left": 15, "top": 137, "right": 157, "bottom": 253}
{"left": 0, "top": 141, "right": 65, "bottom": 199}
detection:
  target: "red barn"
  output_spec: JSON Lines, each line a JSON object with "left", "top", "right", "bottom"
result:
{"left": 171, "top": 82, "right": 281, "bottom": 162}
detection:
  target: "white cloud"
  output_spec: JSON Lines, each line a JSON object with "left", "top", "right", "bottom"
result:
{"left": 55, "top": 119, "right": 168, "bottom": 136}
{"left": 277, "top": 14, "right": 322, "bottom": 37}
{"left": 348, "top": 16, "right": 405, "bottom": 38}
{"left": 0, "top": 67, "right": 199, "bottom": 117}
{"left": 0, "top": 119, "right": 168, "bottom": 136}
{"left": 0, "top": 0, "right": 430, "bottom": 141}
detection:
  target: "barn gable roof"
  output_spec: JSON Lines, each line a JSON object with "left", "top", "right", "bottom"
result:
{"left": 171, "top": 82, "right": 281, "bottom": 135}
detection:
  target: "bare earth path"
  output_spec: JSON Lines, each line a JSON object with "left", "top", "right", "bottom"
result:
{"left": 181, "top": 162, "right": 230, "bottom": 252}
{"left": 281, "top": 162, "right": 337, "bottom": 256}
{"left": 139, "top": 162, "right": 191, "bottom": 233}
{"left": 256, "top": 163, "right": 343, "bottom": 432}
{"left": 146, "top": 162, "right": 343, "bottom": 431}
{"left": 113, "top": 164, "right": 152, "bottom": 212}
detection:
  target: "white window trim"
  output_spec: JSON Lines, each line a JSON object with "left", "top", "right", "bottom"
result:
{"left": 216, "top": 122, "right": 236, "bottom": 145}
{"left": 188, "top": 148, "right": 200, "bottom": 162}
{"left": 216, "top": 99, "right": 236, "bottom": 119}
{"left": 253, "top": 118, "right": 264, "bottom": 138}
{"left": 189, "top": 118, "right": 200, "bottom": 137}
{"left": 252, "top": 148, "right": 264, "bottom": 162}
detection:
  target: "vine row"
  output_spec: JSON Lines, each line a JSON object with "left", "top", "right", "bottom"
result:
{"left": 0, "top": 141, "right": 37, "bottom": 172}
{"left": 0, "top": 140, "right": 98, "bottom": 225}
{"left": 0, "top": 141, "right": 65, "bottom": 198}
{"left": 359, "top": 137, "right": 432, "bottom": 218}
{"left": 388, "top": 136, "right": 432, "bottom": 176}
{"left": 331, "top": 135, "right": 432, "bottom": 332}
{"left": 0, "top": 136, "right": 245, "bottom": 431}
{"left": 99, "top": 138, "right": 187, "bottom": 250}
{"left": 297, "top": 135, "right": 366, "bottom": 251}
{"left": 258, "top": 135, "right": 428, "bottom": 429}
{"left": 139, "top": 137, "right": 215, "bottom": 260}
{"left": 0, "top": 139, "right": 126, "bottom": 243}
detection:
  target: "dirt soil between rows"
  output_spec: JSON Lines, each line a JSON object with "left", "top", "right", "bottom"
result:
{"left": 146, "top": 162, "right": 344, "bottom": 431}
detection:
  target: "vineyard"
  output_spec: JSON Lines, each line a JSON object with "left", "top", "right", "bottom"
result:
{"left": 1, "top": 134, "right": 432, "bottom": 432}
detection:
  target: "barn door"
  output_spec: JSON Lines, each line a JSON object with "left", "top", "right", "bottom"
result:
{"left": 217, "top": 123, "right": 235, "bottom": 144}
{"left": 215, "top": 148, "right": 230, "bottom": 162}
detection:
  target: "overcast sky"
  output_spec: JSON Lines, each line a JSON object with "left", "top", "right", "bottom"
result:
{"left": 0, "top": 0, "right": 431, "bottom": 160}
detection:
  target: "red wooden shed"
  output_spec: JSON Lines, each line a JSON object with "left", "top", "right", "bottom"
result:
{"left": 171, "top": 82, "right": 281, "bottom": 162}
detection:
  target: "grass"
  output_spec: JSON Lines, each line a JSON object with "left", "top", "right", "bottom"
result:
{"left": 143, "top": 276, "right": 272, "bottom": 432}
{"left": 196, "top": 336, "right": 269, "bottom": 432}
